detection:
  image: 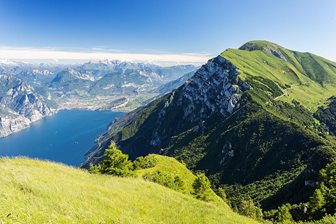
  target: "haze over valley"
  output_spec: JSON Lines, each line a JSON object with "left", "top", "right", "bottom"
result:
{"left": 0, "top": 60, "right": 196, "bottom": 137}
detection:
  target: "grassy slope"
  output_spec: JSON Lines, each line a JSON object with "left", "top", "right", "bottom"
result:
{"left": 222, "top": 41, "right": 336, "bottom": 112}
{"left": 135, "top": 154, "right": 197, "bottom": 194}
{"left": 135, "top": 154, "right": 221, "bottom": 200}
{"left": 0, "top": 157, "right": 258, "bottom": 224}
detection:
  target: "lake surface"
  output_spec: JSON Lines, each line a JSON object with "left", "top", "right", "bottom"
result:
{"left": 0, "top": 110, "right": 123, "bottom": 166}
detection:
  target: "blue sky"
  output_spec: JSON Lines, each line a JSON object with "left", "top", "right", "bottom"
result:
{"left": 0, "top": 0, "right": 335, "bottom": 64}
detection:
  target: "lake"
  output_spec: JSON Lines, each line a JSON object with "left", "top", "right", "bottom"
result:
{"left": 0, "top": 110, "right": 123, "bottom": 166}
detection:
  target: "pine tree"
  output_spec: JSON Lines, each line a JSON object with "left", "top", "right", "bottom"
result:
{"left": 277, "top": 204, "right": 293, "bottom": 224}
{"left": 310, "top": 189, "right": 325, "bottom": 212}
{"left": 238, "top": 197, "right": 256, "bottom": 218}
{"left": 91, "top": 143, "right": 133, "bottom": 177}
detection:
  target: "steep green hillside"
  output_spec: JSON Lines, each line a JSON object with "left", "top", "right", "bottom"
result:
{"left": 134, "top": 154, "right": 198, "bottom": 194}
{"left": 85, "top": 41, "right": 336, "bottom": 212}
{"left": 224, "top": 40, "right": 336, "bottom": 111}
{"left": 0, "top": 157, "right": 258, "bottom": 224}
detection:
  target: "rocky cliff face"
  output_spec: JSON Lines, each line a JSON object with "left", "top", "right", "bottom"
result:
{"left": 0, "top": 108, "right": 31, "bottom": 137}
{"left": 0, "top": 75, "right": 55, "bottom": 137}
{"left": 176, "top": 56, "right": 248, "bottom": 118}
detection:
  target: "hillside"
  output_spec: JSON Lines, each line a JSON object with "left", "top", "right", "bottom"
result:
{"left": 0, "top": 157, "right": 258, "bottom": 224}
{"left": 134, "top": 154, "right": 198, "bottom": 194}
{"left": 225, "top": 40, "right": 336, "bottom": 111}
{"left": 85, "top": 41, "right": 336, "bottom": 211}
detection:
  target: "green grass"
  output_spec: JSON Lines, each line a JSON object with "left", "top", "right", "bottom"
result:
{"left": 0, "top": 157, "right": 259, "bottom": 224}
{"left": 222, "top": 41, "right": 336, "bottom": 112}
{"left": 134, "top": 154, "right": 220, "bottom": 200}
{"left": 135, "top": 154, "right": 196, "bottom": 193}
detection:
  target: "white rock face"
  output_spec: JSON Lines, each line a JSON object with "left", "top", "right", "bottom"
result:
{"left": 0, "top": 113, "right": 31, "bottom": 137}
{"left": 167, "top": 56, "right": 249, "bottom": 122}
{"left": 148, "top": 56, "right": 249, "bottom": 147}
{"left": 0, "top": 75, "right": 55, "bottom": 137}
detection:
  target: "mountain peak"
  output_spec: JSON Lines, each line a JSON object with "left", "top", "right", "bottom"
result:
{"left": 239, "top": 40, "right": 287, "bottom": 60}
{"left": 239, "top": 40, "right": 283, "bottom": 51}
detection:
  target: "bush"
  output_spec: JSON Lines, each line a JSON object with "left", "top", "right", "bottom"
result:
{"left": 238, "top": 197, "right": 257, "bottom": 218}
{"left": 235, "top": 197, "right": 264, "bottom": 221}
{"left": 133, "top": 156, "right": 157, "bottom": 170}
{"left": 143, "top": 171, "right": 185, "bottom": 192}
{"left": 89, "top": 143, "right": 133, "bottom": 177}
{"left": 89, "top": 163, "right": 101, "bottom": 174}
{"left": 276, "top": 204, "right": 293, "bottom": 224}
{"left": 192, "top": 173, "right": 212, "bottom": 201}
{"left": 310, "top": 189, "right": 326, "bottom": 214}
{"left": 217, "top": 187, "right": 229, "bottom": 204}
{"left": 255, "top": 207, "right": 263, "bottom": 221}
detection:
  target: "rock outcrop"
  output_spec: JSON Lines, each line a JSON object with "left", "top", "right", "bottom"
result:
{"left": 0, "top": 75, "right": 55, "bottom": 137}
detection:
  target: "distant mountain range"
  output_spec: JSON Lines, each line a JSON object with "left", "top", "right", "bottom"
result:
{"left": 85, "top": 41, "right": 336, "bottom": 211}
{"left": 0, "top": 60, "right": 197, "bottom": 137}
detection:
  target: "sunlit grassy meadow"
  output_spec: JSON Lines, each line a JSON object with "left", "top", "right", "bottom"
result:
{"left": 0, "top": 157, "right": 259, "bottom": 224}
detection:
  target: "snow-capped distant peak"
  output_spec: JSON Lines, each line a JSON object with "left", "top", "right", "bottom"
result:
{"left": 0, "top": 59, "right": 17, "bottom": 65}
{"left": 66, "top": 68, "right": 95, "bottom": 81}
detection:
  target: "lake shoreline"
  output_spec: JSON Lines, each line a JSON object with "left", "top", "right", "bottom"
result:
{"left": 0, "top": 105, "right": 130, "bottom": 139}
{"left": 0, "top": 110, "right": 124, "bottom": 166}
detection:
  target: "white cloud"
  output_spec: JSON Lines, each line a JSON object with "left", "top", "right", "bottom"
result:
{"left": 0, "top": 46, "right": 212, "bottom": 66}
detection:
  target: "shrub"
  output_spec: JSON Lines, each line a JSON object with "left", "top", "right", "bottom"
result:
{"left": 89, "top": 163, "right": 101, "bottom": 174}
{"left": 143, "top": 171, "right": 185, "bottom": 192}
{"left": 217, "top": 187, "right": 229, "bottom": 204}
{"left": 277, "top": 204, "right": 293, "bottom": 224}
{"left": 310, "top": 189, "right": 326, "bottom": 213}
{"left": 238, "top": 197, "right": 257, "bottom": 218}
{"left": 89, "top": 143, "right": 133, "bottom": 177}
{"left": 192, "top": 173, "right": 212, "bottom": 201}
{"left": 133, "top": 156, "right": 157, "bottom": 170}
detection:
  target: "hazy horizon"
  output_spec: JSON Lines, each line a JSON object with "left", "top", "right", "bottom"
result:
{"left": 1, "top": 0, "right": 336, "bottom": 64}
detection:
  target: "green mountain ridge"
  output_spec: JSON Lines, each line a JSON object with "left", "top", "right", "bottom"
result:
{"left": 85, "top": 40, "right": 336, "bottom": 213}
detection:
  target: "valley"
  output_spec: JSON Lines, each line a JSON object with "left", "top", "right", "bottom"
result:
{"left": 0, "top": 61, "right": 196, "bottom": 137}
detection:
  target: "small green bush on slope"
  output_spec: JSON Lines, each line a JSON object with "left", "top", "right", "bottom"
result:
{"left": 192, "top": 173, "right": 213, "bottom": 201}
{"left": 89, "top": 143, "right": 133, "bottom": 176}
{"left": 0, "top": 157, "right": 260, "bottom": 224}
{"left": 135, "top": 154, "right": 201, "bottom": 195}
{"left": 92, "top": 144, "right": 221, "bottom": 201}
